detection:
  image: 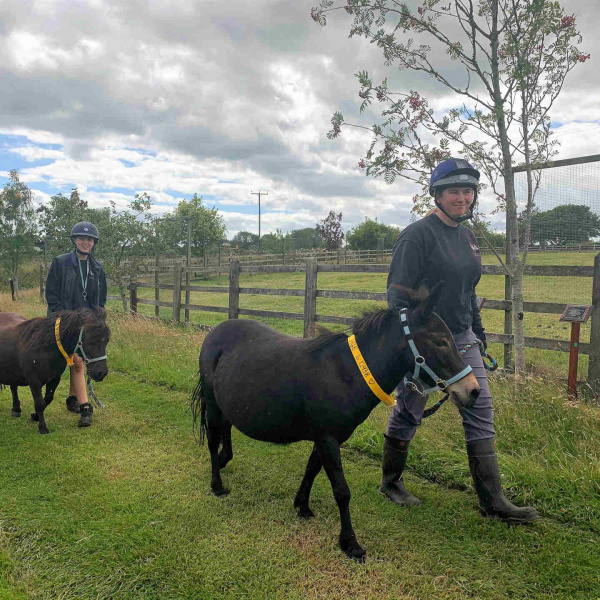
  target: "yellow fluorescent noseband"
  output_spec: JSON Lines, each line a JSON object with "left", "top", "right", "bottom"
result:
{"left": 54, "top": 317, "right": 75, "bottom": 367}
{"left": 348, "top": 335, "right": 396, "bottom": 407}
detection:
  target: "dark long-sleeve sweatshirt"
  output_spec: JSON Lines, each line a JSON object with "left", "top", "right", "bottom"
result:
{"left": 386, "top": 214, "right": 483, "bottom": 335}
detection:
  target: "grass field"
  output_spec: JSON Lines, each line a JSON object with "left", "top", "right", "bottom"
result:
{"left": 1, "top": 287, "right": 599, "bottom": 599}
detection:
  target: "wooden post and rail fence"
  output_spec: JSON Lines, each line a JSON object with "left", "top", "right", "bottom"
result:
{"left": 109, "top": 255, "right": 600, "bottom": 392}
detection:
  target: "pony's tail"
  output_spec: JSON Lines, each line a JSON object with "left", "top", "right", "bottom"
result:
{"left": 191, "top": 373, "right": 206, "bottom": 445}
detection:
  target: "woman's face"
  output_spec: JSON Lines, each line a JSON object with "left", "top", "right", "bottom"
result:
{"left": 437, "top": 186, "right": 475, "bottom": 220}
{"left": 74, "top": 235, "right": 95, "bottom": 254}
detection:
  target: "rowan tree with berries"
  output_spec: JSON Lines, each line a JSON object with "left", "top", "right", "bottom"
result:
{"left": 312, "top": 0, "right": 589, "bottom": 377}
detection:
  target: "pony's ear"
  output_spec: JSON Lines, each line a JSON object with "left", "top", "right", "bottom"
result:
{"left": 388, "top": 284, "right": 421, "bottom": 308}
{"left": 94, "top": 307, "right": 107, "bottom": 321}
{"left": 420, "top": 280, "right": 444, "bottom": 318}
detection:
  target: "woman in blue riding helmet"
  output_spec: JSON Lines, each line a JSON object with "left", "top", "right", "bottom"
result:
{"left": 45, "top": 222, "right": 107, "bottom": 427}
{"left": 382, "top": 158, "right": 538, "bottom": 523}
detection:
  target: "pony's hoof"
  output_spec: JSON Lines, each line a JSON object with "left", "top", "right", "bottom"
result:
{"left": 30, "top": 413, "right": 39, "bottom": 422}
{"left": 340, "top": 536, "right": 366, "bottom": 563}
{"left": 11, "top": 410, "right": 21, "bottom": 418}
{"left": 297, "top": 507, "right": 315, "bottom": 520}
{"left": 39, "top": 427, "right": 50, "bottom": 435}
{"left": 213, "top": 488, "right": 230, "bottom": 498}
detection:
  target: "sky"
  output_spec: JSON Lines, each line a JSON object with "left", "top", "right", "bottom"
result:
{"left": 0, "top": 0, "right": 599, "bottom": 239}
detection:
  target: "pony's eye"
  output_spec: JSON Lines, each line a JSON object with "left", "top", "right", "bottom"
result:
{"left": 434, "top": 339, "right": 449, "bottom": 348}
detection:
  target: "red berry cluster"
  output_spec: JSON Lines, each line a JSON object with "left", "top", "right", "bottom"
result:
{"left": 409, "top": 94, "right": 422, "bottom": 110}
{"left": 560, "top": 16, "right": 575, "bottom": 29}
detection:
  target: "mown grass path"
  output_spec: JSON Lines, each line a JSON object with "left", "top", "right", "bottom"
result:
{"left": 1, "top": 292, "right": 599, "bottom": 598}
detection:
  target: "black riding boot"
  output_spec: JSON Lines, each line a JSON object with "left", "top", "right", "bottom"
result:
{"left": 467, "top": 438, "right": 539, "bottom": 523}
{"left": 78, "top": 403, "right": 93, "bottom": 428}
{"left": 66, "top": 395, "right": 79, "bottom": 414}
{"left": 380, "top": 435, "right": 422, "bottom": 506}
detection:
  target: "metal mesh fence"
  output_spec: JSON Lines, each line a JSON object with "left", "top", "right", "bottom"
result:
{"left": 512, "top": 156, "right": 600, "bottom": 305}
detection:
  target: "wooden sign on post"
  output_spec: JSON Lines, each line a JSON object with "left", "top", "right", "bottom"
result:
{"left": 559, "top": 304, "right": 592, "bottom": 400}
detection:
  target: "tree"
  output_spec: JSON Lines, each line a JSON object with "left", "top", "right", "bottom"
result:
{"left": 312, "top": 0, "right": 589, "bottom": 375}
{"left": 259, "top": 230, "right": 285, "bottom": 254}
{"left": 316, "top": 211, "right": 344, "bottom": 250}
{"left": 99, "top": 194, "right": 154, "bottom": 312}
{"left": 171, "top": 194, "right": 226, "bottom": 257}
{"left": 37, "top": 187, "right": 92, "bottom": 256}
{"left": 346, "top": 218, "right": 401, "bottom": 250}
{"left": 287, "top": 227, "right": 326, "bottom": 250}
{"left": 231, "top": 231, "right": 259, "bottom": 250}
{"left": 0, "top": 170, "right": 37, "bottom": 296}
{"left": 526, "top": 204, "right": 600, "bottom": 246}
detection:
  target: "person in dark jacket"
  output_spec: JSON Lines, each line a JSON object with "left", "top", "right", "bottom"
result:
{"left": 45, "top": 222, "right": 107, "bottom": 427}
{"left": 381, "top": 158, "right": 538, "bottom": 523}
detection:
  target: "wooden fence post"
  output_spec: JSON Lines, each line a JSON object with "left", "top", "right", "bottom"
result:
{"left": 129, "top": 283, "right": 138, "bottom": 314}
{"left": 229, "top": 260, "right": 240, "bottom": 319}
{"left": 154, "top": 253, "right": 160, "bottom": 318}
{"left": 303, "top": 259, "right": 318, "bottom": 338}
{"left": 39, "top": 264, "right": 44, "bottom": 302}
{"left": 588, "top": 253, "right": 600, "bottom": 394}
{"left": 172, "top": 264, "right": 182, "bottom": 322}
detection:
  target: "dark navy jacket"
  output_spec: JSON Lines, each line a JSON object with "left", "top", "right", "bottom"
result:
{"left": 45, "top": 250, "right": 107, "bottom": 315}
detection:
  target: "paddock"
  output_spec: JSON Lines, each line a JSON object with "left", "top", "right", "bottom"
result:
{"left": 1, "top": 291, "right": 599, "bottom": 599}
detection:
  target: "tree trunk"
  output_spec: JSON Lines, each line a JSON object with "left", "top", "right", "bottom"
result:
{"left": 511, "top": 264, "right": 526, "bottom": 375}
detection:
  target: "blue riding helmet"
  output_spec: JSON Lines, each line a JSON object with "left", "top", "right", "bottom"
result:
{"left": 429, "top": 158, "right": 480, "bottom": 223}
{"left": 71, "top": 222, "right": 99, "bottom": 254}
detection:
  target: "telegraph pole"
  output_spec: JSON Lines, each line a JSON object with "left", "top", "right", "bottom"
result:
{"left": 251, "top": 190, "right": 268, "bottom": 252}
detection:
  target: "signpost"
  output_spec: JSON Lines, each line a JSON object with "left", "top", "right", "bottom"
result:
{"left": 559, "top": 304, "right": 592, "bottom": 400}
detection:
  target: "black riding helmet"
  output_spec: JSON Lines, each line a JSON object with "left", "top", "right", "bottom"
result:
{"left": 429, "top": 158, "right": 480, "bottom": 223}
{"left": 71, "top": 222, "right": 99, "bottom": 254}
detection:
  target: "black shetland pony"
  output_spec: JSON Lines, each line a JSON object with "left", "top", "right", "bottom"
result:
{"left": 0, "top": 308, "right": 110, "bottom": 434}
{"left": 191, "top": 283, "right": 480, "bottom": 562}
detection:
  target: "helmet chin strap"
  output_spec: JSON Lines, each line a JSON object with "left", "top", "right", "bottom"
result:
{"left": 433, "top": 189, "right": 478, "bottom": 224}
{"left": 434, "top": 200, "right": 475, "bottom": 223}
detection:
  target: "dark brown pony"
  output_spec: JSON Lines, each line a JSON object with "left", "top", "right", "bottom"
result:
{"left": 191, "top": 284, "right": 480, "bottom": 561}
{"left": 0, "top": 308, "right": 110, "bottom": 434}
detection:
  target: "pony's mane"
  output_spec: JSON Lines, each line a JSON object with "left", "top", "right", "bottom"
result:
{"left": 304, "top": 328, "right": 347, "bottom": 353}
{"left": 17, "top": 308, "right": 107, "bottom": 349}
{"left": 352, "top": 308, "right": 395, "bottom": 335}
{"left": 305, "top": 307, "right": 396, "bottom": 353}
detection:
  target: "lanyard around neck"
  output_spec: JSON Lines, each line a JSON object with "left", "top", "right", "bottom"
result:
{"left": 78, "top": 258, "right": 90, "bottom": 300}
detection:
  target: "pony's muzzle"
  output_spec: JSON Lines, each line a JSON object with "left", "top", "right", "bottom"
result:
{"left": 448, "top": 372, "right": 479, "bottom": 409}
{"left": 89, "top": 365, "right": 108, "bottom": 382}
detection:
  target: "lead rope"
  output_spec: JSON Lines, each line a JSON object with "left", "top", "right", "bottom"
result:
{"left": 422, "top": 340, "right": 497, "bottom": 419}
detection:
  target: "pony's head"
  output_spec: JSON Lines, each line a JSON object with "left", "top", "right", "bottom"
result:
{"left": 80, "top": 308, "right": 110, "bottom": 381}
{"left": 390, "top": 281, "right": 480, "bottom": 409}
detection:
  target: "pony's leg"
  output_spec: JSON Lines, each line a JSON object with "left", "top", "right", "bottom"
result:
{"left": 218, "top": 420, "right": 233, "bottom": 469}
{"left": 10, "top": 385, "right": 21, "bottom": 417}
{"left": 29, "top": 384, "right": 50, "bottom": 434}
{"left": 294, "top": 443, "right": 322, "bottom": 519}
{"left": 43, "top": 376, "right": 62, "bottom": 409}
{"left": 206, "top": 402, "right": 228, "bottom": 497}
{"left": 316, "top": 435, "right": 366, "bottom": 562}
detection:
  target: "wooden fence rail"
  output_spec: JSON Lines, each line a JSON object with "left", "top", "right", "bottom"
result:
{"left": 120, "top": 257, "right": 600, "bottom": 389}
